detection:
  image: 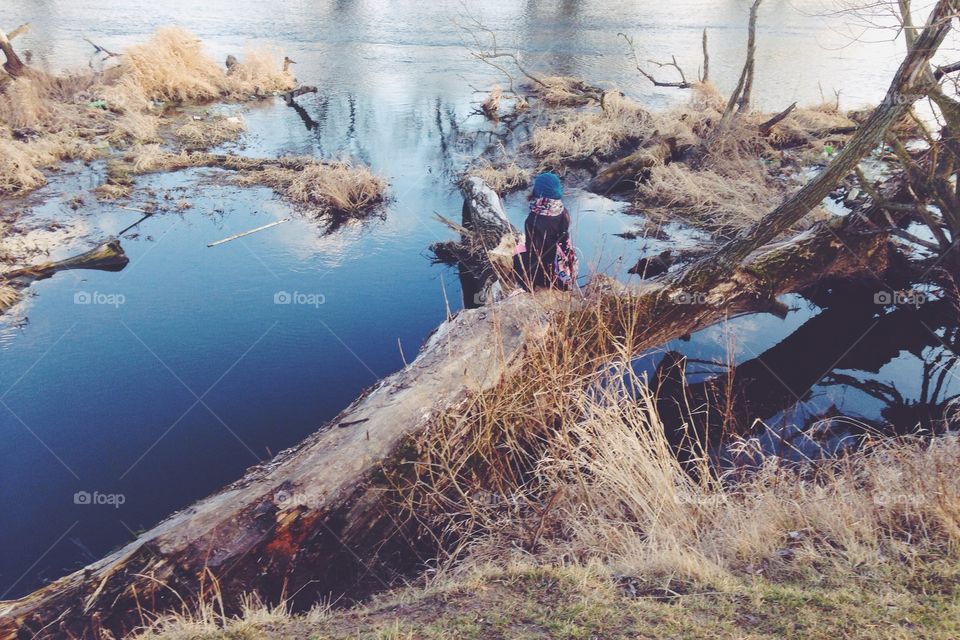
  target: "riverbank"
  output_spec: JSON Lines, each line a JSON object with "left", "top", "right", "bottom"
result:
{"left": 140, "top": 558, "right": 960, "bottom": 639}
{"left": 137, "top": 411, "right": 960, "bottom": 639}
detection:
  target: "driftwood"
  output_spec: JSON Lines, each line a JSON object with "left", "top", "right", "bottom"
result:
{"left": 0, "top": 240, "right": 129, "bottom": 284}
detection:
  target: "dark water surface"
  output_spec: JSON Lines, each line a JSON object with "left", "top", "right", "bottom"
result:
{"left": 0, "top": 0, "right": 951, "bottom": 598}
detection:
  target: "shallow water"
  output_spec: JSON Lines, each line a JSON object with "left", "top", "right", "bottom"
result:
{"left": 0, "top": 0, "right": 954, "bottom": 597}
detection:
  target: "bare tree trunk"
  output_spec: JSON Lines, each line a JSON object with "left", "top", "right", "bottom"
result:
{"left": 735, "top": 0, "right": 762, "bottom": 113}
{"left": 715, "top": 0, "right": 763, "bottom": 135}
{"left": 701, "top": 28, "right": 710, "bottom": 83}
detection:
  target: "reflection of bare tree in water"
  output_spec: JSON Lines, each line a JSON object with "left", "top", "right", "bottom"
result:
{"left": 651, "top": 291, "right": 960, "bottom": 466}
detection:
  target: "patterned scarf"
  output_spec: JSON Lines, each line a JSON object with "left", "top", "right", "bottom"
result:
{"left": 529, "top": 197, "right": 565, "bottom": 217}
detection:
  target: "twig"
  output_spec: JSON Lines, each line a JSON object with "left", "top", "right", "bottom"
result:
{"left": 619, "top": 33, "right": 693, "bottom": 89}
{"left": 701, "top": 28, "right": 710, "bottom": 83}
{"left": 83, "top": 36, "right": 119, "bottom": 57}
{"left": 207, "top": 218, "right": 290, "bottom": 247}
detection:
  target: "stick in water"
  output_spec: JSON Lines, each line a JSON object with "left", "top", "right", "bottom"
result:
{"left": 207, "top": 218, "right": 291, "bottom": 247}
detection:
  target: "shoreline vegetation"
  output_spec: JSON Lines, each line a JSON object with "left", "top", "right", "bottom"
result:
{"left": 2, "top": 2, "right": 960, "bottom": 639}
{"left": 0, "top": 26, "right": 386, "bottom": 314}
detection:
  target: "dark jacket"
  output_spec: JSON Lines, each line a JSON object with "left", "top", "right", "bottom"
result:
{"left": 516, "top": 205, "right": 571, "bottom": 289}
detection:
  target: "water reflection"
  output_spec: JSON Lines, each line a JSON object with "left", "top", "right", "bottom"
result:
{"left": 643, "top": 289, "right": 959, "bottom": 464}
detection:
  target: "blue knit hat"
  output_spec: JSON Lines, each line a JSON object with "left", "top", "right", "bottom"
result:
{"left": 532, "top": 172, "right": 563, "bottom": 199}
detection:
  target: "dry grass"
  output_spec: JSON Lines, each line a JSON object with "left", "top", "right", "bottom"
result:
{"left": 637, "top": 162, "right": 783, "bottom": 231}
{"left": 175, "top": 115, "right": 246, "bottom": 148}
{"left": 481, "top": 84, "right": 502, "bottom": 118}
{"left": 489, "top": 374, "right": 960, "bottom": 584}
{"left": 112, "top": 147, "right": 386, "bottom": 216}
{"left": 0, "top": 285, "right": 18, "bottom": 311}
{"left": 120, "top": 28, "right": 294, "bottom": 102}
{"left": 241, "top": 161, "right": 387, "bottom": 215}
{"left": 0, "top": 27, "right": 294, "bottom": 198}
{"left": 465, "top": 161, "right": 531, "bottom": 194}
{"left": 532, "top": 75, "right": 600, "bottom": 107}
{"left": 532, "top": 92, "right": 656, "bottom": 169}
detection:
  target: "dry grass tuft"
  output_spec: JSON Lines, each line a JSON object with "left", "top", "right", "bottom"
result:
{"left": 637, "top": 162, "right": 782, "bottom": 231}
{"left": 533, "top": 76, "right": 600, "bottom": 106}
{"left": 0, "top": 284, "right": 18, "bottom": 311}
{"left": 465, "top": 161, "right": 531, "bottom": 194}
{"left": 120, "top": 28, "right": 294, "bottom": 103}
{"left": 175, "top": 115, "right": 246, "bottom": 149}
{"left": 242, "top": 161, "right": 387, "bottom": 215}
{"left": 114, "top": 147, "right": 386, "bottom": 216}
{"left": 532, "top": 92, "right": 655, "bottom": 169}
{"left": 481, "top": 85, "right": 502, "bottom": 118}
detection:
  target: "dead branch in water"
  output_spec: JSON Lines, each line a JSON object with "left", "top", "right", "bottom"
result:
{"left": 619, "top": 32, "right": 695, "bottom": 89}
{"left": 283, "top": 85, "right": 317, "bottom": 105}
{"left": 758, "top": 102, "right": 797, "bottom": 135}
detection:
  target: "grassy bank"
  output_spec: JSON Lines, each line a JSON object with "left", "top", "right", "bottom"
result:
{"left": 140, "top": 559, "right": 960, "bottom": 639}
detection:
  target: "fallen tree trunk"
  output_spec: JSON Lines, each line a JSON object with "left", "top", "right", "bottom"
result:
{"left": 0, "top": 180, "right": 891, "bottom": 639}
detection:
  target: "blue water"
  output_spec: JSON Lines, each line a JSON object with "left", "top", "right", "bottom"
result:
{"left": 0, "top": 0, "right": 947, "bottom": 598}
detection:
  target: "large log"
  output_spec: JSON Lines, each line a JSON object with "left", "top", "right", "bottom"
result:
{"left": 1, "top": 240, "right": 129, "bottom": 284}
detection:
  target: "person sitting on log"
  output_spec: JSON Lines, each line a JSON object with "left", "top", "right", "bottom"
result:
{"left": 514, "top": 172, "right": 577, "bottom": 290}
